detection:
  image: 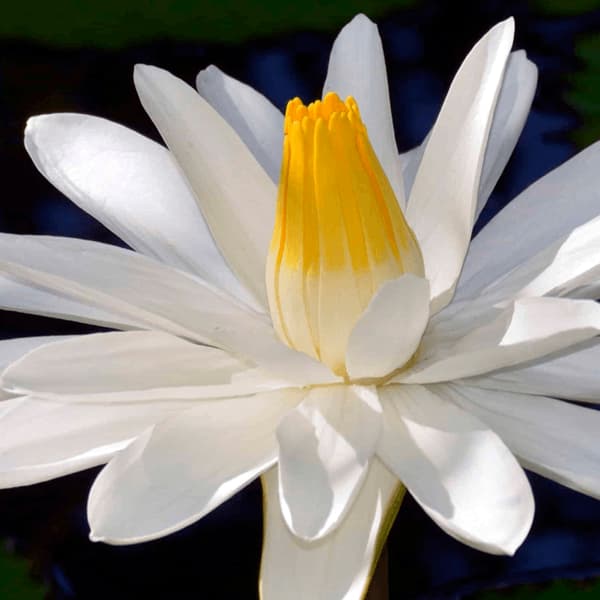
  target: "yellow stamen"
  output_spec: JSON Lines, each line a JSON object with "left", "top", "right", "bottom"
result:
{"left": 267, "top": 92, "right": 424, "bottom": 376}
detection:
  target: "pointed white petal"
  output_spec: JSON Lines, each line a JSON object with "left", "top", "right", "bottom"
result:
{"left": 2, "top": 331, "right": 245, "bottom": 396}
{"left": 276, "top": 385, "right": 382, "bottom": 541}
{"left": 196, "top": 65, "right": 283, "bottom": 182}
{"left": 378, "top": 385, "right": 533, "bottom": 554}
{"left": 0, "top": 395, "right": 191, "bottom": 487}
{"left": 346, "top": 275, "right": 430, "bottom": 379}
{"left": 88, "top": 389, "right": 302, "bottom": 544}
{"left": 0, "top": 235, "right": 295, "bottom": 369}
{"left": 445, "top": 384, "right": 600, "bottom": 499}
{"left": 260, "top": 459, "right": 403, "bottom": 600}
{"left": 399, "top": 297, "right": 600, "bottom": 384}
{"left": 456, "top": 142, "right": 600, "bottom": 302}
{"left": 466, "top": 339, "right": 600, "bottom": 402}
{"left": 134, "top": 64, "right": 276, "bottom": 307}
{"left": 24, "top": 114, "right": 254, "bottom": 306}
{"left": 323, "top": 14, "right": 405, "bottom": 207}
{"left": 476, "top": 50, "right": 537, "bottom": 218}
{"left": 406, "top": 19, "right": 514, "bottom": 312}
{"left": 402, "top": 50, "right": 537, "bottom": 211}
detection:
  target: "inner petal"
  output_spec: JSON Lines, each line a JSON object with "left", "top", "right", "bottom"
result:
{"left": 267, "top": 92, "right": 423, "bottom": 376}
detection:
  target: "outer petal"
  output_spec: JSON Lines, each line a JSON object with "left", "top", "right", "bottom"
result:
{"left": 323, "top": 14, "right": 405, "bottom": 208}
{"left": 196, "top": 65, "right": 283, "bottom": 182}
{"left": 406, "top": 19, "right": 514, "bottom": 312}
{"left": 456, "top": 141, "right": 600, "bottom": 302}
{"left": 2, "top": 331, "right": 245, "bottom": 396}
{"left": 260, "top": 459, "right": 404, "bottom": 600}
{"left": 399, "top": 297, "right": 600, "bottom": 384}
{"left": 24, "top": 113, "right": 254, "bottom": 306}
{"left": 465, "top": 339, "right": 600, "bottom": 402}
{"left": 276, "top": 386, "right": 382, "bottom": 541}
{"left": 476, "top": 50, "right": 537, "bottom": 218}
{"left": 0, "top": 234, "right": 334, "bottom": 382}
{"left": 346, "top": 275, "right": 430, "bottom": 379}
{"left": 88, "top": 389, "right": 302, "bottom": 544}
{"left": 0, "top": 335, "right": 71, "bottom": 371}
{"left": 401, "top": 50, "right": 537, "bottom": 212}
{"left": 377, "top": 385, "right": 533, "bottom": 554}
{"left": 134, "top": 64, "right": 276, "bottom": 307}
{"left": 445, "top": 384, "right": 600, "bottom": 499}
{"left": 0, "top": 395, "right": 192, "bottom": 487}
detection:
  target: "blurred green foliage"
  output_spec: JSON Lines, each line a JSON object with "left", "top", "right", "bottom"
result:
{"left": 532, "top": 0, "right": 599, "bottom": 15}
{"left": 568, "top": 34, "right": 600, "bottom": 148}
{"left": 0, "top": 0, "right": 415, "bottom": 46}
{"left": 475, "top": 578, "right": 600, "bottom": 599}
{"left": 0, "top": 542, "right": 45, "bottom": 600}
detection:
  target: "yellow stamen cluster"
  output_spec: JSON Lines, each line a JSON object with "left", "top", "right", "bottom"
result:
{"left": 267, "top": 92, "right": 423, "bottom": 376}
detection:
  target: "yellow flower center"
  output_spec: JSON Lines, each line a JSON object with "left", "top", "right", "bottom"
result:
{"left": 266, "top": 92, "right": 424, "bottom": 376}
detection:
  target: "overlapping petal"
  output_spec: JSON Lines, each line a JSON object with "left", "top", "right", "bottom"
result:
{"left": 445, "top": 384, "right": 600, "bottom": 499}
{"left": 323, "top": 14, "right": 405, "bottom": 208}
{"left": 196, "top": 65, "right": 283, "bottom": 182}
{"left": 276, "top": 385, "right": 382, "bottom": 541}
{"left": 260, "top": 459, "right": 404, "bottom": 600}
{"left": 377, "top": 385, "right": 534, "bottom": 554}
{"left": 134, "top": 64, "right": 276, "bottom": 307}
{"left": 406, "top": 19, "right": 514, "bottom": 312}
{"left": 88, "top": 389, "right": 303, "bottom": 544}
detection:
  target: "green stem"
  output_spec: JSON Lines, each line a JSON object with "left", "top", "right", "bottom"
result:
{"left": 365, "top": 543, "right": 389, "bottom": 600}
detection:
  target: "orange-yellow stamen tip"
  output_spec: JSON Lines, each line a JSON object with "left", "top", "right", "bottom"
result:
{"left": 267, "top": 93, "right": 424, "bottom": 376}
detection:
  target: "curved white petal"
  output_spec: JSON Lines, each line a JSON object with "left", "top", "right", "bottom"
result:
{"left": 402, "top": 50, "right": 537, "bottom": 211}
{"left": 465, "top": 339, "right": 600, "bottom": 402}
{"left": 0, "top": 395, "right": 192, "bottom": 487}
{"left": 406, "top": 19, "right": 514, "bottom": 312}
{"left": 134, "top": 64, "right": 276, "bottom": 307}
{"left": 260, "top": 459, "right": 403, "bottom": 600}
{"left": 476, "top": 50, "right": 537, "bottom": 218}
{"left": 456, "top": 141, "right": 600, "bottom": 302}
{"left": 276, "top": 385, "right": 382, "bottom": 541}
{"left": 399, "top": 297, "right": 600, "bottom": 384}
{"left": 0, "top": 335, "right": 71, "bottom": 371}
{"left": 2, "top": 331, "right": 245, "bottom": 396}
{"left": 88, "top": 389, "right": 302, "bottom": 544}
{"left": 24, "top": 113, "right": 254, "bottom": 306}
{"left": 377, "top": 385, "right": 533, "bottom": 555}
{"left": 196, "top": 65, "right": 283, "bottom": 183}
{"left": 445, "top": 384, "right": 600, "bottom": 499}
{"left": 346, "top": 275, "right": 430, "bottom": 379}
{"left": 323, "top": 14, "right": 405, "bottom": 208}
{"left": 0, "top": 235, "right": 293, "bottom": 368}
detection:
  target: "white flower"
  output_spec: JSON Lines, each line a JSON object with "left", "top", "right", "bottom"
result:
{"left": 1, "top": 13, "right": 600, "bottom": 599}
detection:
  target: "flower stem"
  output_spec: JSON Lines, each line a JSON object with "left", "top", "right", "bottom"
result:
{"left": 365, "top": 543, "right": 389, "bottom": 600}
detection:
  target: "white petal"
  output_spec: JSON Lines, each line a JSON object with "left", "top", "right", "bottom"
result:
{"left": 323, "top": 14, "right": 405, "bottom": 208}
{"left": 456, "top": 141, "right": 600, "bottom": 302}
{"left": 377, "top": 384, "right": 533, "bottom": 554}
{"left": 276, "top": 385, "right": 382, "bottom": 541}
{"left": 445, "top": 384, "right": 600, "bottom": 499}
{"left": 0, "top": 235, "right": 293, "bottom": 368}
{"left": 2, "top": 331, "right": 245, "bottom": 396}
{"left": 134, "top": 64, "right": 276, "bottom": 307}
{"left": 346, "top": 275, "right": 430, "bottom": 379}
{"left": 24, "top": 114, "right": 254, "bottom": 306}
{"left": 260, "top": 459, "right": 404, "bottom": 600}
{"left": 401, "top": 50, "right": 537, "bottom": 211}
{"left": 88, "top": 389, "right": 302, "bottom": 544}
{"left": 399, "top": 297, "right": 600, "bottom": 384}
{"left": 0, "top": 335, "right": 71, "bottom": 371}
{"left": 196, "top": 65, "right": 283, "bottom": 182}
{"left": 466, "top": 339, "right": 600, "bottom": 402}
{"left": 0, "top": 395, "right": 191, "bottom": 487}
{"left": 406, "top": 19, "right": 514, "bottom": 312}
{"left": 476, "top": 50, "right": 537, "bottom": 218}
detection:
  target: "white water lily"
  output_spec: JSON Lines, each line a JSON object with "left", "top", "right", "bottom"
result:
{"left": 1, "top": 12, "right": 600, "bottom": 599}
